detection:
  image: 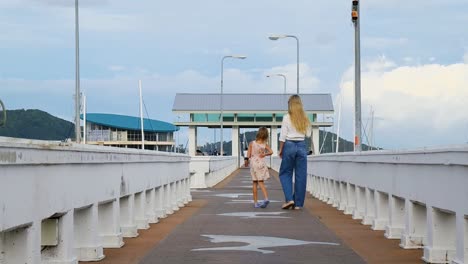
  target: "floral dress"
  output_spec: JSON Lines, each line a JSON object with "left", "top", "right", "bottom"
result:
{"left": 250, "top": 141, "right": 270, "bottom": 181}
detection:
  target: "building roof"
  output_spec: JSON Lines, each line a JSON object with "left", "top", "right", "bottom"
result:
{"left": 172, "top": 93, "right": 334, "bottom": 113}
{"left": 82, "top": 113, "right": 179, "bottom": 133}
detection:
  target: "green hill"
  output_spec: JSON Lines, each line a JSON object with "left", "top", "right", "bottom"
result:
{"left": 0, "top": 109, "right": 75, "bottom": 140}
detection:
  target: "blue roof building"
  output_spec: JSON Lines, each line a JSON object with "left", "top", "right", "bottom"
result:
{"left": 81, "top": 113, "right": 179, "bottom": 152}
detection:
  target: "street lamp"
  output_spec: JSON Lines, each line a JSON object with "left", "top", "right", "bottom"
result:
{"left": 176, "top": 115, "right": 181, "bottom": 153}
{"left": 326, "top": 116, "right": 335, "bottom": 153}
{"left": 268, "top": 34, "right": 299, "bottom": 94}
{"left": 74, "top": 0, "right": 81, "bottom": 143}
{"left": 352, "top": 0, "right": 362, "bottom": 151}
{"left": 220, "top": 55, "right": 247, "bottom": 157}
{"left": 266, "top": 74, "right": 287, "bottom": 94}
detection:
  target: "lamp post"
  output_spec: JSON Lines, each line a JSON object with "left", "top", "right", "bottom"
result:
{"left": 220, "top": 55, "right": 247, "bottom": 157}
{"left": 326, "top": 116, "right": 335, "bottom": 153}
{"left": 74, "top": 0, "right": 81, "bottom": 143}
{"left": 268, "top": 34, "right": 299, "bottom": 94}
{"left": 266, "top": 74, "right": 287, "bottom": 94}
{"left": 176, "top": 115, "right": 181, "bottom": 153}
{"left": 352, "top": 0, "right": 362, "bottom": 151}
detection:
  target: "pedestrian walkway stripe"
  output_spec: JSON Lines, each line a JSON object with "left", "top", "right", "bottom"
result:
{"left": 225, "top": 199, "right": 281, "bottom": 204}
{"left": 210, "top": 193, "right": 252, "bottom": 198}
{"left": 216, "top": 212, "right": 290, "bottom": 219}
{"left": 192, "top": 235, "right": 340, "bottom": 254}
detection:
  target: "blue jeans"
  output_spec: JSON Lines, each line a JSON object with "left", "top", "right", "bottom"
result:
{"left": 279, "top": 140, "right": 308, "bottom": 207}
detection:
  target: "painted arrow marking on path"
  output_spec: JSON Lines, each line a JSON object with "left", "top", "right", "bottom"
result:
{"left": 192, "top": 235, "right": 340, "bottom": 254}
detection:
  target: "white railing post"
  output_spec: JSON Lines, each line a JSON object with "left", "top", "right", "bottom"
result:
{"left": 171, "top": 182, "right": 180, "bottom": 211}
{"left": 145, "top": 189, "right": 159, "bottom": 224}
{"left": 344, "top": 183, "right": 356, "bottom": 215}
{"left": 164, "top": 184, "right": 174, "bottom": 215}
{"left": 156, "top": 186, "right": 167, "bottom": 219}
{"left": 352, "top": 186, "right": 365, "bottom": 220}
{"left": 362, "top": 188, "right": 375, "bottom": 225}
{"left": 338, "top": 181, "right": 347, "bottom": 211}
{"left": 177, "top": 181, "right": 185, "bottom": 207}
{"left": 73, "top": 204, "right": 104, "bottom": 261}
{"left": 332, "top": 180, "right": 340, "bottom": 208}
{"left": 120, "top": 195, "right": 138, "bottom": 238}
{"left": 135, "top": 192, "right": 150, "bottom": 230}
{"left": 423, "top": 206, "right": 457, "bottom": 263}
{"left": 98, "top": 199, "right": 124, "bottom": 248}
{"left": 385, "top": 195, "right": 405, "bottom": 239}
{"left": 372, "top": 191, "right": 389, "bottom": 230}
{"left": 42, "top": 211, "right": 77, "bottom": 263}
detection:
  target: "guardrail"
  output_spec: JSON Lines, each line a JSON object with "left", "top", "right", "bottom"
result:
{"left": 189, "top": 156, "right": 238, "bottom": 188}
{"left": 308, "top": 146, "right": 468, "bottom": 264}
{"left": 0, "top": 137, "right": 192, "bottom": 264}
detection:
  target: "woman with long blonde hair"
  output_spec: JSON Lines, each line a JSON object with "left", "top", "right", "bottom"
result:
{"left": 278, "top": 95, "right": 311, "bottom": 210}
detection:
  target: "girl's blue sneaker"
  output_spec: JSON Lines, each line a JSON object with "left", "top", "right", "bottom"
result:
{"left": 254, "top": 202, "right": 263, "bottom": 208}
{"left": 260, "top": 200, "right": 269, "bottom": 208}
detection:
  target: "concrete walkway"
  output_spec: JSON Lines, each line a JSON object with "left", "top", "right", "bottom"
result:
{"left": 85, "top": 168, "right": 423, "bottom": 264}
{"left": 140, "top": 168, "right": 364, "bottom": 264}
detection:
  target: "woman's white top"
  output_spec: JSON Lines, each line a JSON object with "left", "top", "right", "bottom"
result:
{"left": 279, "top": 114, "right": 312, "bottom": 142}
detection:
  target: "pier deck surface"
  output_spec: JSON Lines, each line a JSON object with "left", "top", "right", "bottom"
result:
{"left": 84, "top": 168, "right": 422, "bottom": 264}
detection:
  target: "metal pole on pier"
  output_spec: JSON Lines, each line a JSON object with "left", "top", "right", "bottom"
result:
{"left": 83, "top": 94, "right": 86, "bottom": 144}
{"left": 352, "top": 0, "right": 362, "bottom": 151}
{"left": 74, "top": 0, "right": 82, "bottom": 143}
{"left": 139, "top": 80, "right": 145, "bottom": 150}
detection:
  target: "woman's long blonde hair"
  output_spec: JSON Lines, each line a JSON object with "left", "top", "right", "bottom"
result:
{"left": 288, "top": 95, "right": 310, "bottom": 134}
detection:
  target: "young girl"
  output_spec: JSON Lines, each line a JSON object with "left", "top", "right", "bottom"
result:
{"left": 246, "top": 127, "right": 273, "bottom": 208}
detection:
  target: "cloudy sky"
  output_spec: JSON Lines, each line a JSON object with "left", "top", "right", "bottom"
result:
{"left": 1, "top": 0, "right": 467, "bottom": 149}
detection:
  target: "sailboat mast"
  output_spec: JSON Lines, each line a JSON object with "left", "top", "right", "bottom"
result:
{"left": 139, "top": 80, "right": 145, "bottom": 149}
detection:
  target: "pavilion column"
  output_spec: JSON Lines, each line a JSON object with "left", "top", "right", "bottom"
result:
{"left": 271, "top": 126, "right": 278, "bottom": 156}
{"left": 312, "top": 127, "right": 320, "bottom": 155}
{"left": 188, "top": 126, "right": 197, "bottom": 156}
{"left": 232, "top": 126, "right": 239, "bottom": 157}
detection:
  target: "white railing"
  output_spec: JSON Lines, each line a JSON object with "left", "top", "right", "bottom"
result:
{"left": 271, "top": 156, "right": 281, "bottom": 171}
{"left": 0, "top": 137, "right": 192, "bottom": 264}
{"left": 308, "top": 145, "right": 468, "bottom": 264}
{"left": 189, "top": 156, "right": 238, "bottom": 188}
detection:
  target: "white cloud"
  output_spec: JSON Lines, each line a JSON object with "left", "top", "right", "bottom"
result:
{"left": 1, "top": 62, "right": 321, "bottom": 114}
{"left": 365, "top": 0, "right": 465, "bottom": 8}
{"left": 29, "top": 0, "right": 109, "bottom": 8}
{"left": 77, "top": 10, "right": 145, "bottom": 33}
{"left": 263, "top": 63, "right": 320, "bottom": 94}
{"left": 363, "top": 37, "right": 409, "bottom": 49}
{"left": 202, "top": 48, "right": 233, "bottom": 55}
{"left": 403, "top": 57, "right": 414, "bottom": 63}
{"left": 339, "top": 55, "right": 468, "bottom": 148}
{"left": 108, "top": 65, "right": 125, "bottom": 72}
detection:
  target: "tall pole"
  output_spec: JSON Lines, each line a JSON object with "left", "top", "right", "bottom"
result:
{"left": 268, "top": 35, "right": 299, "bottom": 94}
{"left": 220, "top": 56, "right": 226, "bottom": 157}
{"left": 74, "top": 0, "right": 81, "bottom": 143}
{"left": 266, "top": 74, "right": 287, "bottom": 94}
{"left": 284, "top": 76, "right": 287, "bottom": 94}
{"left": 83, "top": 94, "right": 86, "bottom": 144}
{"left": 220, "top": 55, "right": 246, "bottom": 157}
{"left": 336, "top": 94, "right": 342, "bottom": 153}
{"left": 352, "top": 0, "right": 362, "bottom": 151}
{"left": 176, "top": 116, "right": 181, "bottom": 153}
{"left": 295, "top": 36, "right": 299, "bottom": 95}
{"left": 139, "top": 80, "right": 145, "bottom": 150}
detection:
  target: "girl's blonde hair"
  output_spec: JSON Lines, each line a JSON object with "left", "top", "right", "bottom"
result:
{"left": 288, "top": 95, "right": 310, "bottom": 134}
{"left": 256, "top": 127, "right": 269, "bottom": 142}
